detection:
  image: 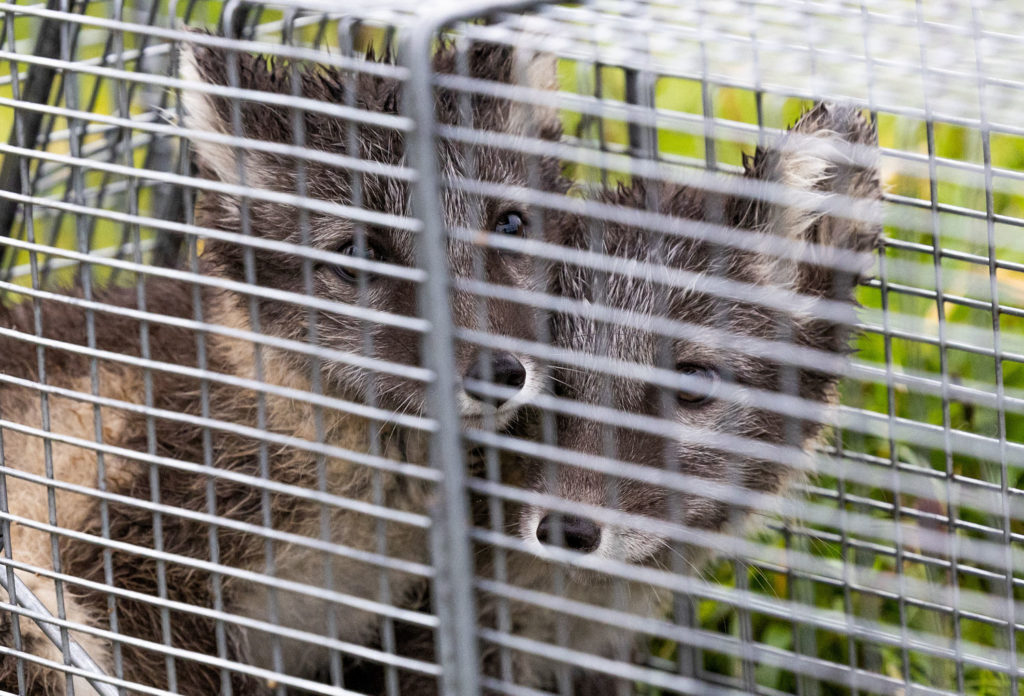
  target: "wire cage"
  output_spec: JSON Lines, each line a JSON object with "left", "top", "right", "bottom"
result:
{"left": 0, "top": 1, "right": 1021, "bottom": 695}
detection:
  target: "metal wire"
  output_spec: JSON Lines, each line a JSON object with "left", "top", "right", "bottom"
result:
{"left": 0, "top": 2, "right": 1021, "bottom": 695}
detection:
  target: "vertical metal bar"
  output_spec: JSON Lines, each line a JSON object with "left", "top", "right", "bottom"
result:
{"left": 0, "top": 0, "right": 63, "bottom": 247}
{"left": 221, "top": 0, "right": 252, "bottom": 41}
{"left": 790, "top": 7, "right": 822, "bottom": 693}
{"left": 399, "top": 5, "right": 549, "bottom": 695}
{"left": 876, "top": 208, "right": 903, "bottom": 689}
{"left": 318, "top": 16, "right": 366, "bottom": 691}
{"left": 971, "top": 4, "right": 1018, "bottom": 693}
{"left": 24, "top": 7, "right": 74, "bottom": 691}
{"left": 167, "top": 10, "right": 230, "bottom": 692}
{"left": 451, "top": 33, "right": 490, "bottom": 696}
{"left": 221, "top": 35, "right": 282, "bottom": 694}
{"left": 739, "top": 2, "right": 765, "bottom": 690}
{"left": 0, "top": 9, "right": 28, "bottom": 693}
{"left": 0, "top": 353, "right": 27, "bottom": 693}
{"left": 695, "top": 0, "right": 715, "bottom": 172}
{"left": 400, "top": 23, "right": 480, "bottom": 696}
{"left": 693, "top": 1, "right": 731, "bottom": 686}
{"left": 915, "top": 3, "right": 954, "bottom": 692}
{"left": 849, "top": 7, "right": 880, "bottom": 695}
{"left": 66, "top": 0, "right": 123, "bottom": 691}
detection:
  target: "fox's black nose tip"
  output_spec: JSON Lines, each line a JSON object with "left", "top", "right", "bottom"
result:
{"left": 464, "top": 352, "right": 527, "bottom": 406}
{"left": 536, "top": 514, "right": 602, "bottom": 554}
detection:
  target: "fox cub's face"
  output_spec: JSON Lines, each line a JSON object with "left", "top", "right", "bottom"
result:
{"left": 519, "top": 105, "right": 882, "bottom": 574}
{"left": 180, "top": 39, "right": 564, "bottom": 424}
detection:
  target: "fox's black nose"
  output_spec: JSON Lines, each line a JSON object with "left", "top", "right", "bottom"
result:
{"left": 536, "top": 514, "right": 602, "bottom": 554}
{"left": 464, "top": 352, "right": 526, "bottom": 406}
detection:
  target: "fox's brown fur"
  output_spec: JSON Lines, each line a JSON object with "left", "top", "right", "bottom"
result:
{"left": 0, "top": 282, "right": 197, "bottom": 695}
{"left": 0, "top": 36, "right": 565, "bottom": 695}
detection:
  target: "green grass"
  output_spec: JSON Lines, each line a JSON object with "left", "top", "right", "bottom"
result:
{"left": 0, "top": 4, "right": 1022, "bottom": 694}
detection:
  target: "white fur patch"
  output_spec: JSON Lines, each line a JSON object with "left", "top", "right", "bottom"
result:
{"left": 594, "top": 523, "right": 665, "bottom": 565}
{"left": 519, "top": 506, "right": 550, "bottom": 556}
{"left": 508, "top": 50, "right": 560, "bottom": 137}
{"left": 459, "top": 354, "right": 544, "bottom": 429}
{"left": 178, "top": 44, "right": 245, "bottom": 186}
{"left": 775, "top": 132, "right": 841, "bottom": 245}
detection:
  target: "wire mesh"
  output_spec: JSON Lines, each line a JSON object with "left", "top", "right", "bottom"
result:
{"left": 0, "top": 2, "right": 1020, "bottom": 696}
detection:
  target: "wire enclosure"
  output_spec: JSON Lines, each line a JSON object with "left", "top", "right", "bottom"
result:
{"left": 0, "top": 2, "right": 1020, "bottom": 696}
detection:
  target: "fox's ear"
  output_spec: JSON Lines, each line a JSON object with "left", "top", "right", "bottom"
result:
{"left": 742, "top": 103, "right": 882, "bottom": 302}
{"left": 433, "top": 40, "right": 561, "bottom": 138}
{"left": 506, "top": 49, "right": 560, "bottom": 137}
{"left": 179, "top": 39, "right": 300, "bottom": 186}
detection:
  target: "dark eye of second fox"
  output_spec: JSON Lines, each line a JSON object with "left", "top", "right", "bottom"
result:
{"left": 330, "top": 239, "right": 383, "bottom": 283}
{"left": 675, "top": 363, "right": 720, "bottom": 407}
{"left": 493, "top": 210, "right": 526, "bottom": 236}
{"left": 329, "top": 211, "right": 527, "bottom": 283}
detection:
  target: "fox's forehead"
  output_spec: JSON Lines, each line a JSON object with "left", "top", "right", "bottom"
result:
{"left": 553, "top": 226, "right": 783, "bottom": 406}
{"left": 561, "top": 225, "right": 713, "bottom": 314}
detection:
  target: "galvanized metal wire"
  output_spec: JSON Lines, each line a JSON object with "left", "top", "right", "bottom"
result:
{"left": 0, "top": 2, "right": 1020, "bottom": 696}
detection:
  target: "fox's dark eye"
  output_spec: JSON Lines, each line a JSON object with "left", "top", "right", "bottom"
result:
{"left": 494, "top": 210, "right": 526, "bottom": 236}
{"left": 331, "top": 241, "right": 381, "bottom": 283}
{"left": 675, "top": 364, "right": 719, "bottom": 407}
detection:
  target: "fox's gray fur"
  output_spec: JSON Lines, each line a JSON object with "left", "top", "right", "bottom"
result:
{"left": 0, "top": 38, "right": 564, "bottom": 695}
{"left": 359, "top": 103, "right": 882, "bottom": 695}
{"left": 493, "top": 103, "right": 882, "bottom": 694}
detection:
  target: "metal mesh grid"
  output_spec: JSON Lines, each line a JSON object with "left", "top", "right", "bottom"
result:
{"left": 0, "top": 2, "right": 1020, "bottom": 695}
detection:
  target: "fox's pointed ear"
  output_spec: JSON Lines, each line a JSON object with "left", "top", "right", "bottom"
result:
{"left": 178, "top": 39, "right": 296, "bottom": 185}
{"left": 433, "top": 40, "right": 561, "bottom": 138}
{"left": 743, "top": 103, "right": 882, "bottom": 301}
{"left": 508, "top": 49, "right": 560, "bottom": 137}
